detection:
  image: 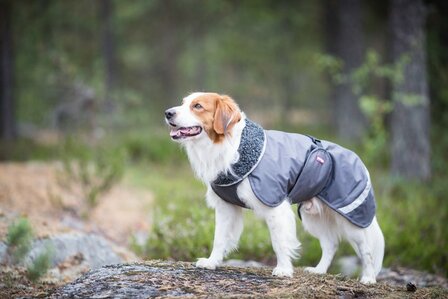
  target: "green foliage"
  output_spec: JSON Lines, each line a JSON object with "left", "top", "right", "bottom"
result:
{"left": 324, "top": 49, "right": 448, "bottom": 276}
{"left": 58, "top": 137, "right": 126, "bottom": 215}
{"left": 350, "top": 51, "right": 409, "bottom": 94}
{"left": 128, "top": 163, "right": 211, "bottom": 259}
{"left": 140, "top": 206, "right": 215, "bottom": 260}
{"left": 14, "top": 1, "right": 104, "bottom": 126}
{"left": 127, "top": 163, "right": 276, "bottom": 263}
{"left": 316, "top": 50, "right": 412, "bottom": 166}
{"left": 10, "top": 0, "right": 326, "bottom": 128}
{"left": 375, "top": 175, "right": 448, "bottom": 276}
{"left": 26, "top": 246, "right": 53, "bottom": 283}
{"left": 0, "top": 138, "right": 59, "bottom": 162}
{"left": 120, "top": 131, "right": 185, "bottom": 164}
{"left": 359, "top": 95, "right": 392, "bottom": 166}
{"left": 6, "top": 218, "right": 33, "bottom": 263}
{"left": 314, "top": 53, "right": 343, "bottom": 84}
{"left": 4, "top": 218, "right": 54, "bottom": 282}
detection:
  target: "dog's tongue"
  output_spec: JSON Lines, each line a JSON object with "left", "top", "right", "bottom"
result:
{"left": 170, "top": 127, "right": 198, "bottom": 138}
{"left": 170, "top": 128, "right": 181, "bottom": 138}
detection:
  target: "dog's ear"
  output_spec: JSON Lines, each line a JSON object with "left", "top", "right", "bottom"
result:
{"left": 213, "top": 95, "right": 241, "bottom": 135}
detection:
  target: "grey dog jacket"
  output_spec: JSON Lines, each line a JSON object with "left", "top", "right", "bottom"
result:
{"left": 211, "top": 119, "right": 376, "bottom": 228}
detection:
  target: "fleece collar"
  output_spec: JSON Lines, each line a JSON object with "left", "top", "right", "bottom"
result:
{"left": 213, "top": 119, "right": 266, "bottom": 186}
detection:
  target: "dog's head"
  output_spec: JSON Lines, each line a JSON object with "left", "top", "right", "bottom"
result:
{"left": 165, "top": 92, "right": 242, "bottom": 143}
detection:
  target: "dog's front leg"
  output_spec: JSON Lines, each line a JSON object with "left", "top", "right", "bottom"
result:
{"left": 196, "top": 198, "right": 243, "bottom": 270}
{"left": 265, "top": 201, "right": 300, "bottom": 277}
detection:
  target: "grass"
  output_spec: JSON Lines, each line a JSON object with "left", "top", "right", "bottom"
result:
{"left": 373, "top": 172, "right": 448, "bottom": 276}
{"left": 5, "top": 218, "right": 33, "bottom": 263}
{"left": 125, "top": 162, "right": 278, "bottom": 264}
{"left": 124, "top": 160, "right": 367, "bottom": 271}
{"left": 4, "top": 218, "right": 53, "bottom": 282}
{"left": 0, "top": 138, "right": 59, "bottom": 161}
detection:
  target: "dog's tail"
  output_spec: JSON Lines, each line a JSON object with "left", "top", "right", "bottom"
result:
{"left": 369, "top": 217, "right": 385, "bottom": 276}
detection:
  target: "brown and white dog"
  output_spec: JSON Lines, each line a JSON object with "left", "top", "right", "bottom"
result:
{"left": 165, "top": 92, "right": 384, "bottom": 283}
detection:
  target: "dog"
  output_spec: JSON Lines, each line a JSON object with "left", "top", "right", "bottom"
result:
{"left": 165, "top": 92, "right": 384, "bottom": 284}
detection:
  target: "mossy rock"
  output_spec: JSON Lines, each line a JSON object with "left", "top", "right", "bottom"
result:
{"left": 49, "top": 260, "right": 447, "bottom": 298}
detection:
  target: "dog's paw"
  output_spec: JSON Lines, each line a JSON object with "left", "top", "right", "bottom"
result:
{"left": 360, "top": 276, "right": 376, "bottom": 284}
{"left": 196, "top": 258, "right": 218, "bottom": 270}
{"left": 304, "top": 267, "right": 326, "bottom": 274}
{"left": 272, "top": 266, "right": 293, "bottom": 277}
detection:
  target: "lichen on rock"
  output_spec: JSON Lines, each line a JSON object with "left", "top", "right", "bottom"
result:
{"left": 49, "top": 260, "right": 448, "bottom": 298}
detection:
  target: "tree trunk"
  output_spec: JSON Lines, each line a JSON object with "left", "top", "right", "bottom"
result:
{"left": 389, "top": 0, "right": 430, "bottom": 180}
{"left": 0, "top": 0, "right": 16, "bottom": 140}
{"left": 323, "top": 0, "right": 338, "bottom": 129}
{"left": 99, "top": 0, "right": 117, "bottom": 107}
{"left": 333, "top": 0, "right": 367, "bottom": 142}
{"left": 194, "top": 40, "right": 207, "bottom": 91}
{"left": 150, "top": 0, "right": 181, "bottom": 106}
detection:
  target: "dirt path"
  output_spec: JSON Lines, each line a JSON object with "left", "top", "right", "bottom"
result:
{"left": 0, "top": 161, "right": 152, "bottom": 247}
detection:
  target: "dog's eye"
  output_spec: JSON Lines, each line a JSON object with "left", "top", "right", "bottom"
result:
{"left": 193, "top": 103, "right": 203, "bottom": 109}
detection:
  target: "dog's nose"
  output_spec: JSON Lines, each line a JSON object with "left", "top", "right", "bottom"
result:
{"left": 165, "top": 108, "right": 176, "bottom": 120}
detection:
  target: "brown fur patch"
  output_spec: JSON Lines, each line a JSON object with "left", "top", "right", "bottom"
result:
{"left": 190, "top": 93, "right": 241, "bottom": 143}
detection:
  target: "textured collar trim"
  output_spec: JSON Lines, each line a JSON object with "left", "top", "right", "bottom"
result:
{"left": 212, "top": 119, "right": 266, "bottom": 186}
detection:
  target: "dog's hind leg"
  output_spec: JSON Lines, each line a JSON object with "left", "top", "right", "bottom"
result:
{"left": 305, "top": 236, "right": 338, "bottom": 274}
{"left": 349, "top": 239, "right": 376, "bottom": 283}
{"left": 301, "top": 198, "right": 339, "bottom": 275}
{"left": 369, "top": 217, "right": 385, "bottom": 276}
{"left": 347, "top": 219, "right": 383, "bottom": 284}
{"left": 196, "top": 191, "right": 244, "bottom": 270}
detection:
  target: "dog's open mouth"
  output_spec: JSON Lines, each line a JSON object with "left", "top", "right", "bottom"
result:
{"left": 170, "top": 126, "right": 202, "bottom": 139}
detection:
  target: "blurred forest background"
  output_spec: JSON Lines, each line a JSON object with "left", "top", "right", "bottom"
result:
{"left": 0, "top": 0, "right": 447, "bottom": 280}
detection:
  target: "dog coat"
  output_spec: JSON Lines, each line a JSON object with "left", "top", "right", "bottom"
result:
{"left": 211, "top": 119, "right": 376, "bottom": 228}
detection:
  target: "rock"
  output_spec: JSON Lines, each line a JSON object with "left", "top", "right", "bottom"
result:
{"left": 27, "top": 233, "right": 123, "bottom": 269}
{"left": 0, "top": 243, "right": 6, "bottom": 261}
{"left": 407, "top": 282, "right": 417, "bottom": 292}
{"left": 377, "top": 267, "right": 448, "bottom": 289}
{"left": 49, "top": 260, "right": 448, "bottom": 298}
{"left": 1, "top": 232, "right": 124, "bottom": 269}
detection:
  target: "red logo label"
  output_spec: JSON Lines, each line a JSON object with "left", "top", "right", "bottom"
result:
{"left": 316, "top": 156, "right": 325, "bottom": 164}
